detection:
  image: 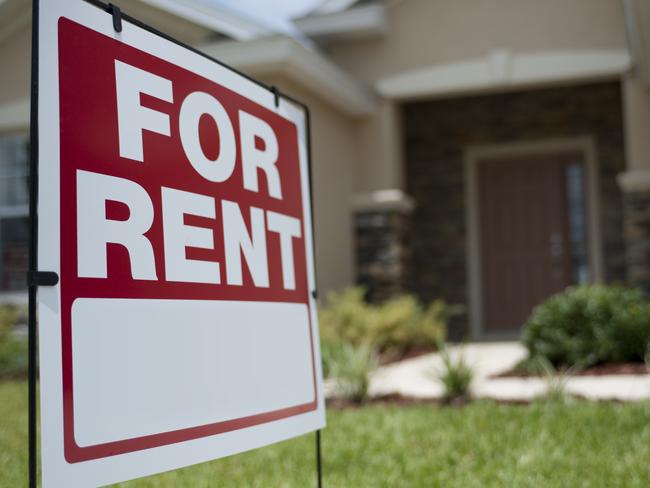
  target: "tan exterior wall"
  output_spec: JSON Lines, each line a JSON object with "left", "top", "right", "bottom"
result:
{"left": 261, "top": 76, "right": 358, "bottom": 296}
{"left": 327, "top": 0, "right": 628, "bottom": 85}
{"left": 0, "top": 1, "right": 639, "bottom": 295}
{"left": 0, "top": 26, "right": 31, "bottom": 104}
{"left": 355, "top": 100, "right": 403, "bottom": 192}
{"left": 325, "top": 0, "right": 629, "bottom": 194}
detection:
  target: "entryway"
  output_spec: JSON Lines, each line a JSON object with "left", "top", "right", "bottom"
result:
{"left": 466, "top": 139, "right": 603, "bottom": 338}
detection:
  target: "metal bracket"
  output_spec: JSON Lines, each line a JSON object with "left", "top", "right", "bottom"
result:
{"left": 27, "top": 271, "right": 59, "bottom": 287}
{"left": 107, "top": 3, "right": 123, "bottom": 33}
{"left": 270, "top": 85, "right": 280, "bottom": 108}
{"left": 311, "top": 290, "right": 318, "bottom": 300}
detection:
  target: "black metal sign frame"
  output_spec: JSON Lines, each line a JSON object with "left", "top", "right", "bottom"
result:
{"left": 28, "top": 1, "right": 322, "bottom": 486}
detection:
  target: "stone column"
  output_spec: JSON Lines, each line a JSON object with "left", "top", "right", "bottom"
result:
{"left": 619, "top": 76, "right": 650, "bottom": 293}
{"left": 619, "top": 175, "right": 650, "bottom": 293}
{"left": 351, "top": 189, "right": 414, "bottom": 302}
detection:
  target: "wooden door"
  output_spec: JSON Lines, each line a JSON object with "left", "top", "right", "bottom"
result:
{"left": 478, "top": 153, "right": 578, "bottom": 333}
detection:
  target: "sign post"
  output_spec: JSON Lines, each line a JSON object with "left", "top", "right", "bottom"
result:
{"left": 30, "top": 1, "right": 325, "bottom": 485}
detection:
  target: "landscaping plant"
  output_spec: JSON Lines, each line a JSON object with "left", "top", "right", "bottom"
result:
{"left": 522, "top": 285, "right": 650, "bottom": 369}
{"left": 434, "top": 343, "right": 474, "bottom": 402}
{"left": 318, "top": 286, "right": 452, "bottom": 358}
{"left": 0, "top": 305, "right": 27, "bottom": 379}
{"left": 329, "top": 342, "right": 378, "bottom": 403}
{"left": 535, "top": 356, "right": 575, "bottom": 404}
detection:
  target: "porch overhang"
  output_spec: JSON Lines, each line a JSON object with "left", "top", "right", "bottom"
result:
{"left": 376, "top": 49, "right": 631, "bottom": 101}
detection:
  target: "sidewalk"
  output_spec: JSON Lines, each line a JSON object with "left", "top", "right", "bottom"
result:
{"left": 368, "top": 342, "right": 650, "bottom": 402}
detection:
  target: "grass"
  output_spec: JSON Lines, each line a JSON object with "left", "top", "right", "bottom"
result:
{"left": 2, "top": 381, "right": 650, "bottom": 487}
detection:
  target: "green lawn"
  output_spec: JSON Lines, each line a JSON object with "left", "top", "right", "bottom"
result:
{"left": 2, "top": 381, "right": 650, "bottom": 487}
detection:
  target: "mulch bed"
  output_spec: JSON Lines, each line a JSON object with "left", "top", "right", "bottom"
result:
{"left": 494, "top": 362, "right": 648, "bottom": 378}
{"left": 378, "top": 346, "right": 436, "bottom": 365}
{"left": 325, "top": 394, "right": 538, "bottom": 409}
{"left": 327, "top": 395, "right": 449, "bottom": 410}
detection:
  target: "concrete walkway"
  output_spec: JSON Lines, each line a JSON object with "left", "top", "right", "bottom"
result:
{"left": 368, "top": 342, "right": 650, "bottom": 402}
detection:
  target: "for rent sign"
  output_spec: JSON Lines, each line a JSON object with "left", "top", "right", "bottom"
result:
{"left": 36, "top": 1, "right": 324, "bottom": 486}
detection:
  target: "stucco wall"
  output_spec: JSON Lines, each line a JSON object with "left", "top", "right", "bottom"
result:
{"left": 0, "top": 26, "right": 31, "bottom": 104}
{"left": 326, "top": 0, "right": 629, "bottom": 196}
{"left": 327, "top": 0, "right": 628, "bottom": 85}
{"left": 261, "top": 76, "right": 358, "bottom": 296}
{"left": 355, "top": 100, "right": 404, "bottom": 192}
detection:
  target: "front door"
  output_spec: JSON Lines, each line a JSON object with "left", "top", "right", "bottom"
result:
{"left": 477, "top": 152, "right": 589, "bottom": 333}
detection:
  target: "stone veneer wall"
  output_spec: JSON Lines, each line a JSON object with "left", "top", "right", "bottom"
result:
{"left": 402, "top": 81, "right": 626, "bottom": 338}
{"left": 622, "top": 190, "right": 650, "bottom": 294}
{"left": 354, "top": 209, "right": 412, "bottom": 303}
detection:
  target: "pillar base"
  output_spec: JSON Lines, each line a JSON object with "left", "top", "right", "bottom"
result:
{"left": 618, "top": 170, "right": 650, "bottom": 293}
{"left": 351, "top": 190, "right": 414, "bottom": 302}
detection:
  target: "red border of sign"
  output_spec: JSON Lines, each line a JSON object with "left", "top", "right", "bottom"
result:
{"left": 57, "top": 17, "right": 319, "bottom": 463}
{"left": 63, "top": 299, "right": 318, "bottom": 463}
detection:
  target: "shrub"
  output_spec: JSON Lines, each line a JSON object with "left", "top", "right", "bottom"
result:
{"left": 434, "top": 344, "right": 473, "bottom": 402}
{"left": 318, "top": 287, "right": 451, "bottom": 357}
{"left": 0, "top": 305, "right": 27, "bottom": 379}
{"left": 329, "top": 343, "right": 378, "bottom": 403}
{"left": 319, "top": 287, "right": 372, "bottom": 347}
{"left": 522, "top": 285, "right": 650, "bottom": 369}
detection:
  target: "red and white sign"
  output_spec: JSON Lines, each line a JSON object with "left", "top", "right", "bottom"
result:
{"left": 36, "top": 1, "right": 324, "bottom": 485}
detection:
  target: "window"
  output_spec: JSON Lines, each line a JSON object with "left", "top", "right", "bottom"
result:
{"left": 565, "top": 161, "right": 589, "bottom": 285}
{"left": 0, "top": 132, "right": 29, "bottom": 292}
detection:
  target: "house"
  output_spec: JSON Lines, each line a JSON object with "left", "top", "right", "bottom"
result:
{"left": 1, "top": 0, "right": 648, "bottom": 339}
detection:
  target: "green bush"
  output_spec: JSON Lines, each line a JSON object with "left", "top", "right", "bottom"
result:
{"left": 522, "top": 285, "right": 650, "bottom": 368}
{"left": 0, "top": 305, "right": 27, "bottom": 379}
{"left": 319, "top": 287, "right": 452, "bottom": 357}
{"left": 329, "top": 343, "right": 378, "bottom": 403}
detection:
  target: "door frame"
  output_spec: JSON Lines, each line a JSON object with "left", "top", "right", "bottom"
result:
{"left": 464, "top": 136, "right": 604, "bottom": 340}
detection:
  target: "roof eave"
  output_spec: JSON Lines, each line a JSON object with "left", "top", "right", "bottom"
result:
{"left": 294, "top": 4, "right": 387, "bottom": 43}
{"left": 139, "top": 0, "right": 274, "bottom": 41}
{"left": 201, "top": 36, "right": 377, "bottom": 117}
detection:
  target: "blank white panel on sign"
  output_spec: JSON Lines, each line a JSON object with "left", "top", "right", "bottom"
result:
{"left": 71, "top": 299, "right": 315, "bottom": 447}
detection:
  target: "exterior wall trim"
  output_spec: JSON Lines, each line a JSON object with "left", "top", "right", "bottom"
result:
{"left": 350, "top": 189, "right": 415, "bottom": 213}
{"left": 378, "top": 49, "right": 631, "bottom": 101}
{"left": 294, "top": 3, "right": 388, "bottom": 42}
{"left": 464, "top": 136, "right": 604, "bottom": 340}
{"left": 623, "top": 0, "right": 650, "bottom": 86}
{"left": 618, "top": 169, "right": 650, "bottom": 192}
